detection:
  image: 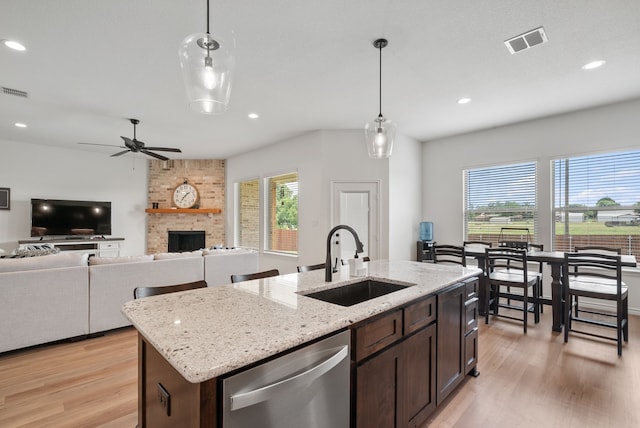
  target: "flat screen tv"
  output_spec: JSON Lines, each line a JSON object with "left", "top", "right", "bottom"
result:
{"left": 30, "top": 199, "right": 112, "bottom": 237}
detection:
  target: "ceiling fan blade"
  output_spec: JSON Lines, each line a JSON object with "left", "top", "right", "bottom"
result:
{"left": 141, "top": 149, "right": 169, "bottom": 161}
{"left": 78, "top": 142, "right": 124, "bottom": 148}
{"left": 111, "top": 150, "right": 131, "bottom": 157}
{"left": 144, "top": 147, "right": 182, "bottom": 153}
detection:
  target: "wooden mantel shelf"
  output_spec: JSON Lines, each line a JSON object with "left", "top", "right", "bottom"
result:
{"left": 145, "top": 208, "right": 222, "bottom": 214}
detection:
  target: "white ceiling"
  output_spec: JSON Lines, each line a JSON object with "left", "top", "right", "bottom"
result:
{"left": 2, "top": 0, "right": 640, "bottom": 160}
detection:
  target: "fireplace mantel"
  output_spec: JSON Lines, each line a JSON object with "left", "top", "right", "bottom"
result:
{"left": 144, "top": 208, "right": 222, "bottom": 217}
{"left": 145, "top": 208, "right": 222, "bottom": 216}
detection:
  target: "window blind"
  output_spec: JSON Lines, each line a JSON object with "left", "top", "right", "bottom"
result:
{"left": 552, "top": 150, "right": 640, "bottom": 254}
{"left": 464, "top": 162, "right": 537, "bottom": 245}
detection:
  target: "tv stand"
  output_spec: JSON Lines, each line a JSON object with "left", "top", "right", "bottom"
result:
{"left": 18, "top": 237, "right": 124, "bottom": 258}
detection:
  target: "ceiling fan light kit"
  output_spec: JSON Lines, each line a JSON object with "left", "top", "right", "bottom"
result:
{"left": 179, "top": 0, "right": 235, "bottom": 114}
{"left": 365, "top": 38, "right": 396, "bottom": 159}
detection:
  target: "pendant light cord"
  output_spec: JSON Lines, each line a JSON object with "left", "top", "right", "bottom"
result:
{"left": 378, "top": 43, "right": 383, "bottom": 118}
{"left": 206, "top": 0, "right": 210, "bottom": 34}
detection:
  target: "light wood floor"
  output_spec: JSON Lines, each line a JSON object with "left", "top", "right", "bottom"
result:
{"left": 1, "top": 312, "right": 639, "bottom": 428}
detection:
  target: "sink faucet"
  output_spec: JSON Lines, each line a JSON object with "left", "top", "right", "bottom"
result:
{"left": 325, "top": 225, "right": 364, "bottom": 282}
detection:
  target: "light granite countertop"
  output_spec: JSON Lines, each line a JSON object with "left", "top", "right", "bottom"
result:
{"left": 121, "top": 260, "right": 481, "bottom": 383}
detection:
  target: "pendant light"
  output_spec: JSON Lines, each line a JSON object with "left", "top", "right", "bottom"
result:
{"left": 365, "top": 38, "right": 396, "bottom": 159}
{"left": 179, "top": 0, "right": 235, "bottom": 114}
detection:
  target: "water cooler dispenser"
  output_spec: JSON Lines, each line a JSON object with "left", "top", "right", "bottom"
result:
{"left": 416, "top": 221, "right": 435, "bottom": 262}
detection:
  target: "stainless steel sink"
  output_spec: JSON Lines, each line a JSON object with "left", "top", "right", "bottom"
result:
{"left": 303, "top": 280, "right": 410, "bottom": 307}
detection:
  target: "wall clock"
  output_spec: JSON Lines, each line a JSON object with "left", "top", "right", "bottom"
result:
{"left": 173, "top": 179, "right": 199, "bottom": 209}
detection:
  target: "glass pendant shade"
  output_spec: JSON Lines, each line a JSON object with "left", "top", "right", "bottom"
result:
{"left": 365, "top": 115, "right": 397, "bottom": 158}
{"left": 365, "top": 38, "right": 395, "bottom": 159}
{"left": 179, "top": 33, "right": 235, "bottom": 114}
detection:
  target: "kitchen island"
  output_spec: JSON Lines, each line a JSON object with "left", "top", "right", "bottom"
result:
{"left": 122, "top": 260, "right": 482, "bottom": 427}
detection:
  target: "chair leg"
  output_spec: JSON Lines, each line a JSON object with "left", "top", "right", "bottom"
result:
{"left": 539, "top": 278, "right": 544, "bottom": 314}
{"left": 523, "top": 291, "right": 528, "bottom": 334}
{"left": 485, "top": 284, "right": 491, "bottom": 325}
{"left": 534, "top": 281, "right": 540, "bottom": 324}
{"left": 623, "top": 298, "right": 629, "bottom": 342}
{"left": 618, "top": 316, "right": 623, "bottom": 357}
{"left": 564, "top": 294, "right": 571, "bottom": 343}
{"left": 574, "top": 296, "right": 579, "bottom": 317}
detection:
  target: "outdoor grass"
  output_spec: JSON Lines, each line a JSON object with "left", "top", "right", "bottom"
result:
{"left": 467, "top": 221, "right": 640, "bottom": 236}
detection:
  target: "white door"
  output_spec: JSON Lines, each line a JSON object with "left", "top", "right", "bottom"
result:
{"left": 331, "top": 181, "right": 380, "bottom": 262}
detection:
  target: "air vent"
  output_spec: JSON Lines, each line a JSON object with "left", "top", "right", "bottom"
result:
{"left": 2, "top": 87, "right": 29, "bottom": 98}
{"left": 504, "top": 27, "right": 548, "bottom": 54}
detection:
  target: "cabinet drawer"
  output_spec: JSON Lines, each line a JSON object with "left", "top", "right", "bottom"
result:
{"left": 404, "top": 296, "right": 436, "bottom": 335}
{"left": 464, "top": 278, "right": 479, "bottom": 300}
{"left": 354, "top": 310, "right": 403, "bottom": 361}
{"left": 464, "top": 297, "right": 478, "bottom": 334}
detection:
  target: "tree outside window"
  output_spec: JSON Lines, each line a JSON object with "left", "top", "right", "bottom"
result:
{"left": 267, "top": 172, "right": 298, "bottom": 253}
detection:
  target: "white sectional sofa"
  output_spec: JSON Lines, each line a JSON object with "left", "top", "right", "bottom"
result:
{"left": 0, "top": 248, "right": 258, "bottom": 353}
{"left": 89, "top": 252, "right": 206, "bottom": 333}
{"left": 0, "top": 253, "right": 90, "bottom": 353}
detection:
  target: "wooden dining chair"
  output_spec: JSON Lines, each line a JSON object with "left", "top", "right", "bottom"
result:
{"left": 572, "top": 246, "right": 622, "bottom": 319}
{"left": 230, "top": 268, "right": 280, "bottom": 283}
{"left": 563, "top": 252, "right": 627, "bottom": 356}
{"left": 297, "top": 263, "right": 325, "bottom": 272}
{"left": 133, "top": 280, "right": 208, "bottom": 299}
{"left": 432, "top": 245, "right": 466, "bottom": 266}
{"left": 485, "top": 247, "right": 540, "bottom": 333}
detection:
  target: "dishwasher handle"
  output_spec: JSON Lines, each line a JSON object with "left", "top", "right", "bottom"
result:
{"left": 229, "top": 345, "right": 348, "bottom": 411}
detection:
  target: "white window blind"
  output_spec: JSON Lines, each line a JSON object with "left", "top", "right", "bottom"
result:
{"left": 552, "top": 150, "right": 640, "bottom": 255}
{"left": 464, "top": 162, "right": 537, "bottom": 245}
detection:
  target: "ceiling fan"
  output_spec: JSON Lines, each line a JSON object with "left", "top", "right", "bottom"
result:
{"left": 79, "top": 119, "right": 182, "bottom": 161}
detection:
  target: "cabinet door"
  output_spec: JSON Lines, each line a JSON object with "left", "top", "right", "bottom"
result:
{"left": 403, "top": 324, "right": 436, "bottom": 428}
{"left": 356, "top": 344, "right": 403, "bottom": 428}
{"left": 436, "top": 284, "right": 465, "bottom": 405}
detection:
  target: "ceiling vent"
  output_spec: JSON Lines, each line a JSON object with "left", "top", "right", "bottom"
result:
{"left": 504, "top": 27, "right": 548, "bottom": 54}
{"left": 2, "top": 86, "right": 29, "bottom": 98}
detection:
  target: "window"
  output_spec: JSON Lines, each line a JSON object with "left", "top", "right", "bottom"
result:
{"left": 464, "top": 161, "right": 537, "bottom": 245}
{"left": 236, "top": 179, "right": 259, "bottom": 249}
{"left": 552, "top": 150, "right": 640, "bottom": 255}
{"left": 265, "top": 172, "right": 298, "bottom": 254}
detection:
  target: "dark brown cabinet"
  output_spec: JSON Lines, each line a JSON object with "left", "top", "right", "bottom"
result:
{"left": 436, "top": 283, "right": 465, "bottom": 405}
{"left": 354, "top": 297, "right": 437, "bottom": 428}
{"left": 436, "top": 278, "right": 480, "bottom": 406}
{"left": 356, "top": 340, "right": 403, "bottom": 428}
{"left": 403, "top": 324, "right": 437, "bottom": 428}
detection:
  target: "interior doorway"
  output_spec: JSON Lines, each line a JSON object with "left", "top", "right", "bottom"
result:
{"left": 331, "top": 181, "right": 380, "bottom": 263}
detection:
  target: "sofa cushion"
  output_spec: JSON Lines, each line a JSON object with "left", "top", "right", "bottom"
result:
{"left": 154, "top": 250, "right": 203, "bottom": 260}
{"left": 0, "top": 252, "right": 89, "bottom": 273}
{"left": 89, "top": 254, "right": 154, "bottom": 265}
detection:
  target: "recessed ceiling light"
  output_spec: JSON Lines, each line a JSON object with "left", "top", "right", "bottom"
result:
{"left": 582, "top": 60, "right": 606, "bottom": 70}
{"left": 457, "top": 97, "right": 472, "bottom": 105}
{"left": 14, "top": 123, "right": 27, "bottom": 128}
{"left": 248, "top": 113, "right": 259, "bottom": 119}
{"left": 3, "top": 40, "right": 26, "bottom": 51}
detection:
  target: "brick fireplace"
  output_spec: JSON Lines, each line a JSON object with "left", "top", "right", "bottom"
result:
{"left": 146, "top": 159, "right": 225, "bottom": 254}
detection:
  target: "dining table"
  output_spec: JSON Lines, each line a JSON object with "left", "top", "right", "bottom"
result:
{"left": 463, "top": 246, "right": 637, "bottom": 332}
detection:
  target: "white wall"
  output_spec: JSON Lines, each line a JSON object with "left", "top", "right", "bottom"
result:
{"left": 0, "top": 138, "right": 148, "bottom": 256}
{"left": 389, "top": 132, "right": 423, "bottom": 260}
{"left": 226, "top": 129, "right": 397, "bottom": 274}
{"left": 422, "top": 98, "right": 640, "bottom": 312}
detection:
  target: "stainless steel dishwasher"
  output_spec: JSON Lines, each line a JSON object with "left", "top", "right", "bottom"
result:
{"left": 222, "top": 330, "right": 350, "bottom": 428}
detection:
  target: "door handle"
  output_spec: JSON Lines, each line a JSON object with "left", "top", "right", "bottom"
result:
{"left": 229, "top": 345, "right": 348, "bottom": 411}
